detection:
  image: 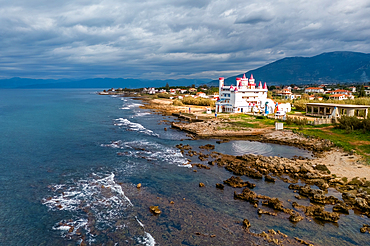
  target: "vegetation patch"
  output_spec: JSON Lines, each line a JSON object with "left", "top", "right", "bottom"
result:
{"left": 181, "top": 97, "right": 215, "bottom": 106}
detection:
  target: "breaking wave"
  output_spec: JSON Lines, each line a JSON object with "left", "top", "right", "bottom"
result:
{"left": 114, "top": 118, "right": 159, "bottom": 137}
{"left": 42, "top": 173, "right": 155, "bottom": 245}
{"left": 102, "top": 140, "right": 191, "bottom": 168}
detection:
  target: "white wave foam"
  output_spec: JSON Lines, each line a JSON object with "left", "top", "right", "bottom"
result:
{"left": 100, "top": 140, "right": 124, "bottom": 149}
{"left": 122, "top": 140, "right": 190, "bottom": 168}
{"left": 138, "top": 232, "right": 156, "bottom": 246}
{"left": 114, "top": 118, "right": 159, "bottom": 137}
{"left": 43, "top": 173, "right": 135, "bottom": 243}
{"left": 120, "top": 107, "right": 130, "bottom": 110}
{"left": 135, "top": 112, "right": 150, "bottom": 117}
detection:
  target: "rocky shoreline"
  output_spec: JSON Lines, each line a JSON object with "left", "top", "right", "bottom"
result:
{"left": 176, "top": 143, "right": 370, "bottom": 245}
{"left": 137, "top": 96, "right": 370, "bottom": 244}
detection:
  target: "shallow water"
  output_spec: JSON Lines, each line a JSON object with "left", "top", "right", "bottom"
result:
{"left": 0, "top": 89, "right": 368, "bottom": 245}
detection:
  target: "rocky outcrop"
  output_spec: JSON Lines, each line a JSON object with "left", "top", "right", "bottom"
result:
{"left": 234, "top": 188, "right": 258, "bottom": 205}
{"left": 292, "top": 202, "right": 340, "bottom": 222}
{"left": 199, "top": 144, "right": 215, "bottom": 150}
{"left": 223, "top": 176, "right": 256, "bottom": 188}
{"left": 243, "top": 219, "right": 251, "bottom": 228}
{"left": 192, "top": 163, "right": 210, "bottom": 170}
{"left": 289, "top": 184, "right": 340, "bottom": 204}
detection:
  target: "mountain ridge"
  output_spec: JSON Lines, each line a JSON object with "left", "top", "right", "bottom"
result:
{"left": 209, "top": 51, "right": 370, "bottom": 86}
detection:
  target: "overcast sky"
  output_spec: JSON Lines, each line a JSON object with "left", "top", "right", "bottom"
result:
{"left": 1, "top": 0, "right": 370, "bottom": 80}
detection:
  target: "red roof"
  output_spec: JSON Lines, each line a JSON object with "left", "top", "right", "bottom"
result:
{"left": 305, "top": 87, "right": 323, "bottom": 90}
{"left": 329, "top": 94, "right": 346, "bottom": 97}
{"left": 263, "top": 82, "right": 267, "bottom": 90}
{"left": 333, "top": 89, "right": 349, "bottom": 92}
{"left": 250, "top": 74, "right": 254, "bottom": 80}
{"left": 242, "top": 74, "right": 247, "bottom": 80}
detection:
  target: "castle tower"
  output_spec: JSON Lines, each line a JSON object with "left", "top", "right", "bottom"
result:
{"left": 263, "top": 82, "right": 267, "bottom": 90}
{"left": 219, "top": 77, "right": 224, "bottom": 96}
{"left": 249, "top": 74, "right": 255, "bottom": 89}
{"left": 241, "top": 74, "right": 248, "bottom": 88}
{"left": 236, "top": 77, "right": 242, "bottom": 88}
{"left": 258, "top": 81, "right": 262, "bottom": 89}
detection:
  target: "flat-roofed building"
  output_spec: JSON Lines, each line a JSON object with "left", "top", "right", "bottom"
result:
{"left": 306, "top": 103, "right": 369, "bottom": 118}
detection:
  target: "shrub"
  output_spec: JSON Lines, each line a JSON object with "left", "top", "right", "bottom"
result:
{"left": 173, "top": 100, "right": 183, "bottom": 106}
{"left": 182, "top": 97, "right": 215, "bottom": 107}
{"left": 336, "top": 116, "right": 370, "bottom": 132}
{"left": 285, "top": 116, "right": 307, "bottom": 126}
{"left": 156, "top": 93, "right": 172, "bottom": 99}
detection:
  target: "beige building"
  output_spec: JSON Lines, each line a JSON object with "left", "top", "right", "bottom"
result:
{"left": 306, "top": 103, "right": 369, "bottom": 118}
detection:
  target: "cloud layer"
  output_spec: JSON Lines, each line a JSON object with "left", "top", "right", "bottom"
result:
{"left": 1, "top": 0, "right": 370, "bottom": 79}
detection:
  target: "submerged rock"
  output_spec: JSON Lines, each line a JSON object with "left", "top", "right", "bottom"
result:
{"left": 264, "top": 175, "right": 276, "bottom": 182}
{"left": 223, "top": 176, "right": 256, "bottom": 188}
{"left": 149, "top": 206, "right": 161, "bottom": 215}
{"left": 234, "top": 188, "right": 258, "bottom": 205}
{"left": 199, "top": 144, "right": 215, "bottom": 150}
{"left": 289, "top": 212, "right": 304, "bottom": 222}
{"left": 242, "top": 218, "right": 251, "bottom": 228}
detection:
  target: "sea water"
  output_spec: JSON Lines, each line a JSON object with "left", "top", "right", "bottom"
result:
{"left": 0, "top": 89, "right": 368, "bottom": 245}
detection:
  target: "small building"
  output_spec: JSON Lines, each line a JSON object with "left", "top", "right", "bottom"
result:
{"left": 327, "top": 89, "right": 352, "bottom": 95}
{"left": 306, "top": 103, "right": 369, "bottom": 118}
{"left": 188, "top": 88, "right": 197, "bottom": 93}
{"left": 329, "top": 94, "right": 354, "bottom": 100}
{"left": 305, "top": 87, "right": 325, "bottom": 93}
{"left": 196, "top": 92, "right": 207, "bottom": 98}
{"left": 148, "top": 87, "right": 156, "bottom": 94}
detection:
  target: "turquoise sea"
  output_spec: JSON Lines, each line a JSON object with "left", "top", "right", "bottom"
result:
{"left": 0, "top": 89, "right": 368, "bottom": 245}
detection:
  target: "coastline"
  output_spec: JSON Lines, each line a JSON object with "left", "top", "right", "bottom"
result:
{"left": 98, "top": 93, "right": 370, "bottom": 245}
{"left": 138, "top": 95, "right": 369, "bottom": 180}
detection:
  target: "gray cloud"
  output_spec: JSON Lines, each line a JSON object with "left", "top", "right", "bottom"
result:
{"left": 0, "top": 0, "right": 370, "bottom": 80}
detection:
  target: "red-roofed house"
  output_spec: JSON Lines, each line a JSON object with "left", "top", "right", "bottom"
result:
{"left": 196, "top": 92, "right": 207, "bottom": 98}
{"left": 329, "top": 94, "right": 348, "bottom": 100}
{"left": 327, "top": 89, "right": 352, "bottom": 95}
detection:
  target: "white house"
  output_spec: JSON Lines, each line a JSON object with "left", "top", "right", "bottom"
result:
{"left": 327, "top": 89, "right": 352, "bottom": 95}
{"left": 215, "top": 74, "right": 268, "bottom": 113}
{"left": 329, "top": 94, "right": 347, "bottom": 100}
{"left": 304, "top": 87, "right": 325, "bottom": 93}
{"left": 148, "top": 88, "right": 156, "bottom": 94}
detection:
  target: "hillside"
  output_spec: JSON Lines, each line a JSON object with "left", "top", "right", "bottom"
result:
{"left": 209, "top": 51, "right": 370, "bottom": 86}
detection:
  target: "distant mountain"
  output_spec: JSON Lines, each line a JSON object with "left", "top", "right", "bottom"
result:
{"left": 209, "top": 51, "right": 370, "bottom": 86}
{"left": 0, "top": 78, "right": 209, "bottom": 89}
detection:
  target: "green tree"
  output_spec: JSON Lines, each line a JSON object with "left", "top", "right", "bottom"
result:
{"left": 165, "top": 83, "right": 170, "bottom": 90}
{"left": 359, "top": 84, "right": 366, "bottom": 97}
